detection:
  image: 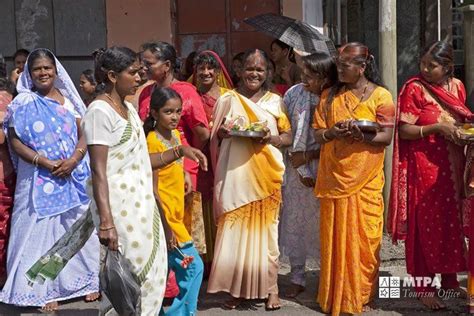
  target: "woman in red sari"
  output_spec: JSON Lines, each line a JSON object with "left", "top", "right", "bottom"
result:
{"left": 191, "top": 50, "right": 233, "bottom": 277}
{"left": 389, "top": 41, "right": 472, "bottom": 310}
{"left": 0, "top": 78, "right": 15, "bottom": 286}
{"left": 139, "top": 41, "right": 210, "bottom": 190}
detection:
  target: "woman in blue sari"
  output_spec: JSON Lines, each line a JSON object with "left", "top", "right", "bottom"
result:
{"left": 0, "top": 49, "right": 100, "bottom": 311}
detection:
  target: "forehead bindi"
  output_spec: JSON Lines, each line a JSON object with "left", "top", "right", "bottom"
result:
{"left": 246, "top": 54, "right": 266, "bottom": 68}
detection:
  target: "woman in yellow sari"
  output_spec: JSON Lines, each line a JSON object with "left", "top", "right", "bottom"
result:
{"left": 313, "top": 42, "right": 395, "bottom": 315}
{"left": 207, "top": 49, "right": 292, "bottom": 311}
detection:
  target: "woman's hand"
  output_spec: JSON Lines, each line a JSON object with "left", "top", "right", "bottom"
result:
{"left": 347, "top": 120, "right": 364, "bottom": 141}
{"left": 326, "top": 121, "right": 352, "bottom": 140}
{"left": 436, "top": 122, "right": 463, "bottom": 143}
{"left": 298, "top": 174, "right": 315, "bottom": 188}
{"left": 289, "top": 152, "right": 307, "bottom": 168}
{"left": 255, "top": 127, "right": 272, "bottom": 144}
{"left": 99, "top": 226, "right": 119, "bottom": 251}
{"left": 184, "top": 171, "right": 193, "bottom": 195}
{"left": 217, "top": 125, "right": 231, "bottom": 139}
{"left": 180, "top": 145, "right": 208, "bottom": 171}
{"left": 51, "top": 158, "right": 78, "bottom": 177}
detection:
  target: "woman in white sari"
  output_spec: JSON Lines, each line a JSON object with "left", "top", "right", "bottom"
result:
{"left": 207, "top": 49, "right": 292, "bottom": 311}
{"left": 82, "top": 47, "right": 169, "bottom": 315}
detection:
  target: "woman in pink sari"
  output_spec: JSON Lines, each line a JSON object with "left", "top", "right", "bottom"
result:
{"left": 389, "top": 41, "right": 472, "bottom": 310}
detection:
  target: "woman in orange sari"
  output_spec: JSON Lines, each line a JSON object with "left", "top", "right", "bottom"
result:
{"left": 207, "top": 49, "right": 292, "bottom": 311}
{"left": 313, "top": 42, "right": 395, "bottom": 315}
{"left": 390, "top": 41, "right": 472, "bottom": 310}
{"left": 192, "top": 50, "right": 233, "bottom": 276}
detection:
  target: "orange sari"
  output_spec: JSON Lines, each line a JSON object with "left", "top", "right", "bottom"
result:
{"left": 313, "top": 86, "right": 395, "bottom": 315}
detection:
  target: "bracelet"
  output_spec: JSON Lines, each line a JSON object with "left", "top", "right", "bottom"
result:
{"left": 420, "top": 126, "right": 424, "bottom": 138}
{"left": 322, "top": 130, "right": 330, "bottom": 142}
{"left": 70, "top": 156, "right": 79, "bottom": 165}
{"left": 173, "top": 146, "right": 182, "bottom": 158}
{"left": 159, "top": 152, "right": 166, "bottom": 165}
{"left": 99, "top": 225, "right": 115, "bottom": 231}
{"left": 273, "top": 135, "right": 283, "bottom": 148}
{"left": 32, "top": 153, "right": 40, "bottom": 166}
{"left": 356, "top": 133, "right": 365, "bottom": 142}
{"left": 76, "top": 148, "right": 86, "bottom": 157}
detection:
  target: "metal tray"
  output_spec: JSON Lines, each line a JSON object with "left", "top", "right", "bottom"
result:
{"left": 460, "top": 132, "right": 474, "bottom": 141}
{"left": 229, "top": 129, "right": 266, "bottom": 138}
{"left": 353, "top": 120, "right": 381, "bottom": 133}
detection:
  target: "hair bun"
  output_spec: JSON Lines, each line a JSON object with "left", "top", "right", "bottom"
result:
{"left": 92, "top": 48, "right": 106, "bottom": 62}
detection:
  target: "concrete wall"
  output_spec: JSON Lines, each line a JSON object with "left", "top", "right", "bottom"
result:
{"left": 106, "top": 0, "right": 173, "bottom": 51}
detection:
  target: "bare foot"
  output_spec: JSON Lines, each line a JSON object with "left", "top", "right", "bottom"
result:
{"left": 41, "top": 301, "right": 59, "bottom": 312}
{"left": 266, "top": 293, "right": 281, "bottom": 311}
{"left": 419, "top": 296, "right": 446, "bottom": 310}
{"left": 284, "top": 283, "right": 305, "bottom": 298}
{"left": 85, "top": 292, "right": 101, "bottom": 302}
{"left": 222, "top": 297, "right": 244, "bottom": 310}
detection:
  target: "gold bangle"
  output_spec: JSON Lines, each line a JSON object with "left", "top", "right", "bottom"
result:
{"left": 173, "top": 146, "right": 182, "bottom": 158}
{"left": 70, "top": 156, "right": 79, "bottom": 165}
{"left": 420, "top": 126, "right": 424, "bottom": 138}
{"left": 322, "top": 130, "right": 330, "bottom": 142}
{"left": 76, "top": 148, "right": 86, "bottom": 156}
{"left": 99, "top": 225, "right": 115, "bottom": 231}
{"left": 159, "top": 152, "right": 166, "bottom": 165}
{"left": 32, "top": 153, "right": 40, "bottom": 166}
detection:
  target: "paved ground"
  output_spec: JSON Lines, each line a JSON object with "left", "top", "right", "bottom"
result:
{"left": 0, "top": 235, "right": 470, "bottom": 315}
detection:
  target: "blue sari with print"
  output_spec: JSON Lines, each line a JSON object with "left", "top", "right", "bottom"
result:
{"left": 7, "top": 92, "right": 90, "bottom": 218}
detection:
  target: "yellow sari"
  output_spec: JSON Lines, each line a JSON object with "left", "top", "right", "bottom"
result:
{"left": 146, "top": 129, "right": 192, "bottom": 244}
{"left": 207, "top": 90, "right": 290, "bottom": 299}
{"left": 312, "top": 87, "right": 395, "bottom": 315}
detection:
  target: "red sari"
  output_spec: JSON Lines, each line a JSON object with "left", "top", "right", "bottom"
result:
{"left": 389, "top": 76, "right": 473, "bottom": 291}
{"left": 0, "top": 91, "right": 15, "bottom": 284}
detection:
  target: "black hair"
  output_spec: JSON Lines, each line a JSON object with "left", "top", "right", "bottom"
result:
{"left": 93, "top": 46, "right": 138, "bottom": 85}
{"left": 13, "top": 49, "right": 30, "bottom": 60}
{"left": 240, "top": 49, "right": 272, "bottom": 92}
{"left": 0, "top": 55, "right": 6, "bottom": 78}
{"left": 81, "top": 69, "right": 96, "bottom": 85}
{"left": 194, "top": 52, "right": 220, "bottom": 70}
{"left": 232, "top": 52, "right": 245, "bottom": 62}
{"left": 143, "top": 87, "right": 182, "bottom": 136}
{"left": 271, "top": 39, "right": 290, "bottom": 52}
{"left": 422, "top": 41, "right": 454, "bottom": 77}
{"left": 26, "top": 48, "right": 56, "bottom": 74}
{"left": 0, "top": 78, "right": 14, "bottom": 94}
{"left": 302, "top": 52, "right": 338, "bottom": 87}
{"left": 141, "top": 41, "right": 181, "bottom": 73}
{"left": 338, "top": 42, "right": 384, "bottom": 87}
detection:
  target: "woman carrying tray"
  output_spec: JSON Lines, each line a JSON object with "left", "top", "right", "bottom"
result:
{"left": 207, "top": 49, "right": 292, "bottom": 311}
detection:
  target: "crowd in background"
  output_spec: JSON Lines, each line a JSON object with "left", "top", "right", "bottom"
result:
{"left": 0, "top": 35, "right": 472, "bottom": 316}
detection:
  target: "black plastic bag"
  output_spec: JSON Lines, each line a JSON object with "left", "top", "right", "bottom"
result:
{"left": 100, "top": 250, "right": 141, "bottom": 316}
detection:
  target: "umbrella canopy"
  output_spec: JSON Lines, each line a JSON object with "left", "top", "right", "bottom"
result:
{"left": 244, "top": 13, "right": 337, "bottom": 56}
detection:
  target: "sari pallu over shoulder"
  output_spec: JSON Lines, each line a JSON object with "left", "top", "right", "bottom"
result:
{"left": 210, "top": 90, "right": 285, "bottom": 219}
{"left": 388, "top": 75, "right": 474, "bottom": 243}
{"left": 3, "top": 92, "right": 90, "bottom": 218}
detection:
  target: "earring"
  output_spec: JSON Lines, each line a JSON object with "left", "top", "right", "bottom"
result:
{"left": 153, "top": 120, "right": 156, "bottom": 128}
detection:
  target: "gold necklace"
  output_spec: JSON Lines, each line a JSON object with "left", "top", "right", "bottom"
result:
{"left": 104, "top": 93, "right": 128, "bottom": 119}
{"left": 343, "top": 79, "right": 370, "bottom": 115}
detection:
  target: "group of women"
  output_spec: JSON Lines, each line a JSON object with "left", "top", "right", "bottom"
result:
{"left": 0, "top": 36, "right": 472, "bottom": 316}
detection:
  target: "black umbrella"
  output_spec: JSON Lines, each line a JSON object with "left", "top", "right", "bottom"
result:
{"left": 244, "top": 13, "right": 337, "bottom": 56}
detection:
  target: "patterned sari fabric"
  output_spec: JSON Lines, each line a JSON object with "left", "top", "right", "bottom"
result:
{"left": 207, "top": 90, "right": 290, "bottom": 299}
{"left": 0, "top": 52, "right": 99, "bottom": 307}
{"left": 280, "top": 83, "right": 320, "bottom": 287}
{"left": 83, "top": 100, "right": 168, "bottom": 315}
{"left": 0, "top": 91, "right": 15, "bottom": 285}
{"left": 313, "top": 86, "right": 395, "bottom": 315}
{"left": 389, "top": 76, "right": 473, "bottom": 294}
